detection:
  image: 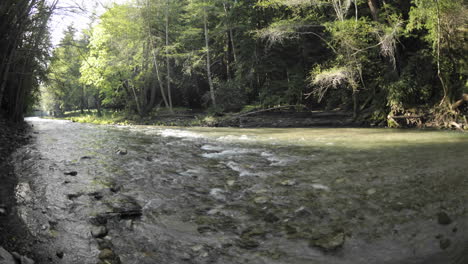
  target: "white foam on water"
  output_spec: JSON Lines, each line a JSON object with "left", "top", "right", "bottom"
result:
{"left": 225, "top": 161, "right": 266, "bottom": 177}
{"left": 209, "top": 188, "right": 226, "bottom": 201}
{"left": 158, "top": 129, "right": 203, "bottom": 139}
{"left": 216, "top": 134, "right": 253, "bottom": 142}
{"left": 200, "top": 145, "right": 224, "bottom": 151}
{"left": 179, "top": 168, "right": 202, "bottom": 177}
{"left": 261, "top": 151, "right": 295, "bottom": 166}
{"left": 201, "top": 148, "right": 256, "bottom": 159}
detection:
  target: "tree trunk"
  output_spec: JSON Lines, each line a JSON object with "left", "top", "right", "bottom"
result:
{"left": 204, "top": 9, "right": 216, "bottom": 107}
{"left": 367, "top": 0, "right": 379, "bottom": 21}
{"left": 165, "top": 0, "right": 173, "bottom": 112}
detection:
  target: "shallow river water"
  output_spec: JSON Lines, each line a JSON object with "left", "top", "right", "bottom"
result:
{"left": 11, "top": 117, "right": 468, "bottom": 264}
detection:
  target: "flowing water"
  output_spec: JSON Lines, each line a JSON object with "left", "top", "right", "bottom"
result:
{"left": 11, "top": 117, "right": 468, "bottom": 264}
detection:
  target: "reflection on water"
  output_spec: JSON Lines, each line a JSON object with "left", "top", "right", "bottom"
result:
{"left": 12, "top": 117, "right": 468, "bottom": 264}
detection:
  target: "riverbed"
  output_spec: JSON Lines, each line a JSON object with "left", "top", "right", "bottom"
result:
{"left": 11, "top": 117, "right": 468, "bottom": 263}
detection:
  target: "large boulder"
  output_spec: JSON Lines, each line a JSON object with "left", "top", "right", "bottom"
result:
{"left": 0, "top": 247, "right": 15, "bottom": 264}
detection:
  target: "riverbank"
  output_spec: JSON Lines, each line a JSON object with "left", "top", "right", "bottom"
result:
{"left": 42, "top": 105, "right": 468, "bottom": 130}
{"left": 0, "top": 118, "right": 36, "bottom": 263}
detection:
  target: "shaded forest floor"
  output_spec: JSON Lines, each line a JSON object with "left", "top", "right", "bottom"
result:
{"left": 0, "top": 117, "right": 37, "bottom": 261}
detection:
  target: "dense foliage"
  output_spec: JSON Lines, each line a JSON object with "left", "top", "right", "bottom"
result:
{"left": 42, "top": 0, "right": 468, "bottom": 124}
{"left": 0, "top": 0, "right": 57, "bottom": 121}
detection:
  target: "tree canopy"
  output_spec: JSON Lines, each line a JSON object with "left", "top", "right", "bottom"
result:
{"left": 5, "top": 0, "right": 466, "bottom": 125}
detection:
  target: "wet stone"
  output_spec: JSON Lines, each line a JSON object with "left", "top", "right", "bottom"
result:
{"left": 98, "top": 249, "right": 116, "bottom": 260}
{"left": 0, "top": 247, "right": 16, "bottom": 264}
{"left": 67, "top": 193, "right": 82, "bottom": 200}
{"left": 437, "top": 212, "right": 452, "bottom": 225}
{"left": 366, "top": 188, "right": 376, "bottom": 195}
{"left": 96, "top": 238, "right": 113, "bottom": 250}
{"left": 263, "top": 212, "right": 279, "bottom": 223}
{"left": 90, "top": 215, "right": 108, "bottom": 225}
{"left": 236, "top": 238, "right": 259, "bottom": 249}
{"left": 116, "top": 149, "right": 127, "bottom": 155}
{"left": 11, "top": 252, "right": 35, "bottom": 264}
{"left": 103, "top": 194, "right": 142, "bottom": 218}
{"left": 64, "top": 171, "right": 78, "bottom": 176}
{"left": 0, "top": 207, "right": 7, "bottom": 216}
{"left": 280, "top": 179, "right": 297, "bottom": 186}
{"left": 91, "top": 226, "right": 108, "bottom": 238}
{"left": 439, "top": 238, "right": 451, "bottom": 250}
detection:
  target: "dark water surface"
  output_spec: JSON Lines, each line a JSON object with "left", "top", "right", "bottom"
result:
{"left": 12, "top": 117, "right": 468, "bottom": 264}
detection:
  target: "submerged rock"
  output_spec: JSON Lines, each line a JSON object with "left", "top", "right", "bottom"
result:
{"left": 102, "top": 194, "right": 142, "bottom": 218}
{"left": 439, "top": 238, "right": 451, "bottom": 250}
{"left": 310, "top": 232, "right": 345, "bottom": 251}
{"left": 236, "top": 238, "right": 259, "bottom": 249}
{"left": 116, "top": 149, "right": 127, "bottom": 155}
{"left": 437, "top": 212, "right": 452, "bottom": 225}
{"left": 96, "top": 238, "right": 113, "bottom": 250}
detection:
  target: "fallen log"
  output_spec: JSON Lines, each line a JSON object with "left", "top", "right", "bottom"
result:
{"left": 452, "top": 93, "right": 468, "bottom": 110}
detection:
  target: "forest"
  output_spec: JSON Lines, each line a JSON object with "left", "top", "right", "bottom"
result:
{"left": 1, "top": 0, "right": 467, "bottom": 127}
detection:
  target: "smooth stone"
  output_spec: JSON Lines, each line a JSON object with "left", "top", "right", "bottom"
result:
{"left": 0, "top": 207, "right": 7, "bottom": 216}
{"left": 91, "top": 226, "right": 108, "bottom": 238}
{"left": 0, "top": 247, "right": 16, "bottom": 264}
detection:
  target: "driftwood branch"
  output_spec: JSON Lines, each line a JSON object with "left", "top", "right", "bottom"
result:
{"left": 236, "top": 105, "right": 296, "bottom": 118}
{"left": 388, "top": 115, "right": 424, "bottom": 119}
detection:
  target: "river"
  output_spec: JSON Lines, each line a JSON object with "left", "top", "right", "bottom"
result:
{"left": 11, "top": 117, "right": 468, "bottom": 264}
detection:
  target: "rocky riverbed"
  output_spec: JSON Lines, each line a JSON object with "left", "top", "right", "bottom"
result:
{"left": 4, "top": 117, "right": 468, "bottom": 263}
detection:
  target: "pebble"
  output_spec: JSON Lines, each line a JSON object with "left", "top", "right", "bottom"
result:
{"left": 91, "top": 226, "right": 108, "bottom": 238}
{"left": 56, "top": 251, "right": 64, "bottom": 259}
{"left": 0, "top": 207, "right": 7, "bottom": 216}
